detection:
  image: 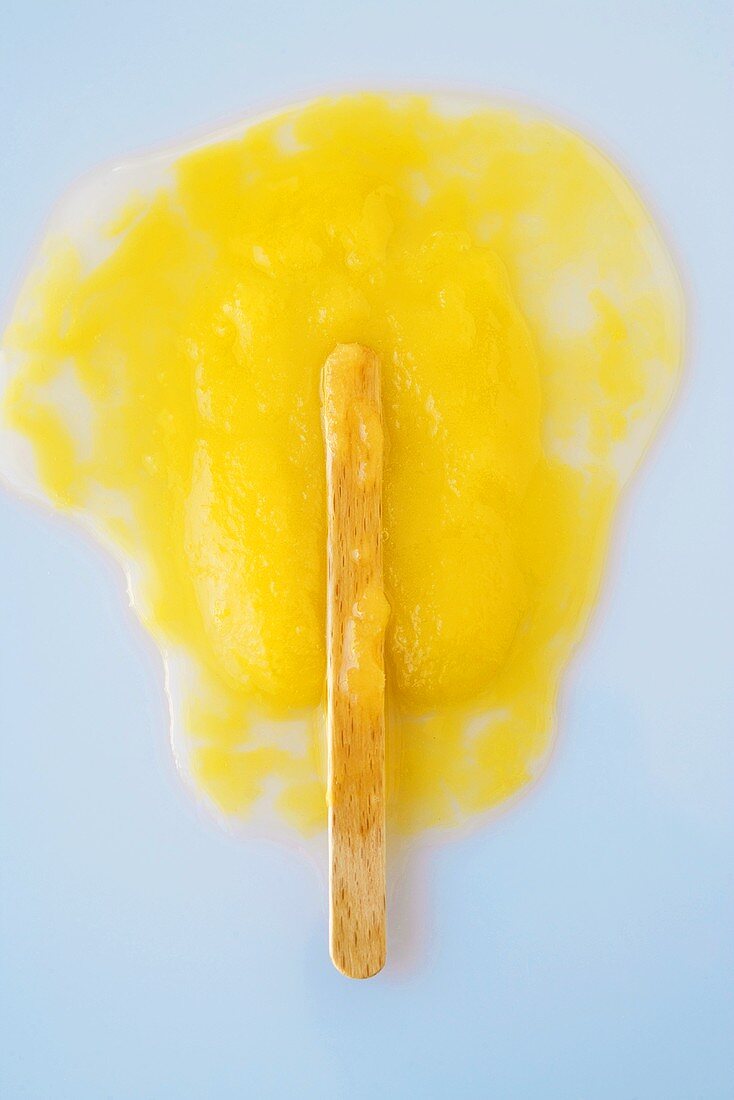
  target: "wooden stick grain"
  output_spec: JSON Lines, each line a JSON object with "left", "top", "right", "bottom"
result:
{"left": 322, "top": 343, "right": 387, "bottom": 979}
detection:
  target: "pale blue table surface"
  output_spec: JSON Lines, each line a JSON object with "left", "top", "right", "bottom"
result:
{"left": 1, "top": 2, "right": 732, "bottom": 1097}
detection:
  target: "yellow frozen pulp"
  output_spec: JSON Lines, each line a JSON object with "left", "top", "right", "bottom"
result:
{"left": 1, "top": 94, "right": 683, "bottom": 833}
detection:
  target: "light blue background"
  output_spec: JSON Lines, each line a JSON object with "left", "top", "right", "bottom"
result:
{"left": 1, "top": 2, "right": 732, "bottom": 1097}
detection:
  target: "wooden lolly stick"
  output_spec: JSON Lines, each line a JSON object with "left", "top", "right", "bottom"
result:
{"left": 322, "top": 343, "right": 387, "bottom": 979}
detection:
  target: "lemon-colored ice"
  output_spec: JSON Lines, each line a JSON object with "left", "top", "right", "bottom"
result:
{"left": 2, "top": 94, "right": 683, "bottom": 833}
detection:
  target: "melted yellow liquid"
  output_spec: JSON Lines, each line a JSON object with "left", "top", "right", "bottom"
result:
{"left": 1, "top": 94, "right": 683, "bottom": 834}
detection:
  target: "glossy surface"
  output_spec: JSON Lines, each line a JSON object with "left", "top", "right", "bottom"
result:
{"left": 2, "top": 94, "right": 682, "bottom": 832}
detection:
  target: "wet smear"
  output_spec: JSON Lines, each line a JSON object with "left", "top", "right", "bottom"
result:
{"left": 1, "top": 94, "right": 683, "bottom": 834}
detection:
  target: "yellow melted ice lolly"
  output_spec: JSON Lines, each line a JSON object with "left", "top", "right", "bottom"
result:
{"left": 1, "top": 94, "right": 683, "bottom": 834}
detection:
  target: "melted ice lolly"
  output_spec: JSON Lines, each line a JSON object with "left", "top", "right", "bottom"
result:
{"left": 0, "top": 92, "right": 684, "bottom": 974}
